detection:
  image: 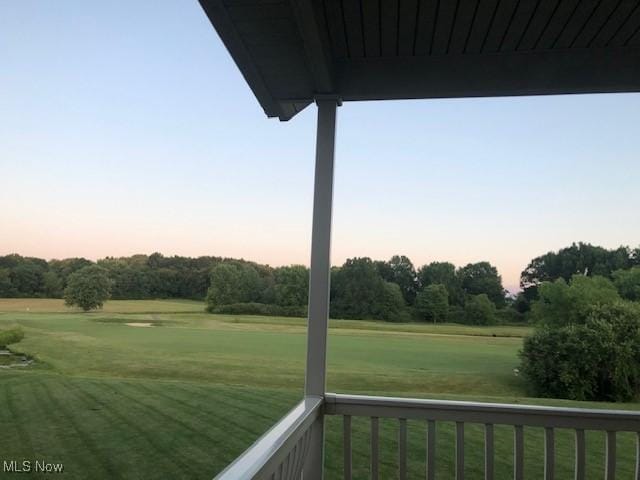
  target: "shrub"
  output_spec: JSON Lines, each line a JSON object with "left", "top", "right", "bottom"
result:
{"left": 209, "top": 302, "right": 307, "bottom": 318}
{"left": 0, "top": 327, "right": 24, "bottom": 347}
{"left": 520, "top": 302, "right": 640, "bottom": 401}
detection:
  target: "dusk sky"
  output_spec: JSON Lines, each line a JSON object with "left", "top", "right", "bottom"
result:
{"left": 2, "top": 1, "right": 639, "bottom": 291}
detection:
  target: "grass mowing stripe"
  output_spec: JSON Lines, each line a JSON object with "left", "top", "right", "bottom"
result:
{"left": 4, "top": 383, "right": 39, "bottom": 469}
{"left": 84, "top": 379, "right": 263, "bottom": 477}
{"left": 87, "top": 380, "right": 238, "bottom": 448}
{"left": 35, "top": 379, "right": 117, "bottom": 479}
{"left": 124, "top": 381, "right": 288, "bottom": 444}
{"left": 39, "top": 378, "right": 123, "bottom": 479}
{"left": 146, "top": 381, "right": 297, "bottom": 426}
{"left": 60, "top": 379, "right": 201, "bottom": 479}
{"left": 184, "top": 381, "right": 299, "bottom": 407}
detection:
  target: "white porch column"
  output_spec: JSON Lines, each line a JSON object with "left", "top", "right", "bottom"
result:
{"left": 304, "top": 97, "right": 339, "bottom": 479}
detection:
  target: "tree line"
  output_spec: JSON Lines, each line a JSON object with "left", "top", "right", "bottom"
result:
{"left": 2, "top": 242, "right": 639, "bottom": 326}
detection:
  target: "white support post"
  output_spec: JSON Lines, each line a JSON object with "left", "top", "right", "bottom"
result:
{"left": 303, "top": 98, "right": 339, "bottom": 479}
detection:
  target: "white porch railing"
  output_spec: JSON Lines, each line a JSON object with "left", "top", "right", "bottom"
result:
{"left": 215, "top": 393, "right": 640, "bottom": 480}
{"left": 214, "top": 396, "right": 322, "bottom": 480}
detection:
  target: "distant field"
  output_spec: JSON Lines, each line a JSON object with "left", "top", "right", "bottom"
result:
{"left": 0, "top": 299, "right": 637, "bottom": 478}
{"left": 0, "top": 298, "right": 205, "bottom": 314}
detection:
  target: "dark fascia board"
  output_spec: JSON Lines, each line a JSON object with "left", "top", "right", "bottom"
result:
{"left": 198, "top": 0, "right": 304, "bottom": 121}
{"left": 336, "top": 47, "right": 640, "bottom": 101}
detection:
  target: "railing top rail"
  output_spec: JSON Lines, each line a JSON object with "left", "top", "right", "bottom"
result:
{"left": 214, "top": 395, "right": 322, "bottom": 480}
{"left": 325, "top": 393, "right": 640, "bottom": 431}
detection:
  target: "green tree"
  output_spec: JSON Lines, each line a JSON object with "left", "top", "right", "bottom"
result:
{"left": 274, "top": 265, "right": 308, "bottom": 307}
{"left": 458, "top": 262, "right": 505, "bottom": 307}
{"left": 381, "top": 255, "right": 418, "bottom": 305}
{"left": 415, "top": 284, "right": 449, "bottom": 323}
{"left": 463, "top": 294, "right": 497, "bottom": 325}
{"left": 63, "top": 266, "right": 112, "bottom": 311}
{"left": 331, "top": 257, "right": 408, "bottom": 321}
{"left": 612, "top": 267, "right": 640, "bottom": 301}
{"left": 0, "top": 268, "right": 14, "bottom": 297}
{"left": 520, "top": 242, "right": 636, "bottom": 302}
{"left": 531, "top": 275, "right": 620, "bottom": 327}
{"left": 417, "top": 262, "right": 461, "bottom": 305}
{"left": 205, "top": 262, "right": 261, "bottom": 309}
{"left": 376, "top": 282, "right": 410, "bottom": 322}
{"left": 42, "top": 271, "right": 63, "bottom": 297}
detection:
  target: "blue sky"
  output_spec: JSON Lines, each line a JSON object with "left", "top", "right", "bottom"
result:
{"left": 1, "top": 1, "right": 639, "bottom": 290}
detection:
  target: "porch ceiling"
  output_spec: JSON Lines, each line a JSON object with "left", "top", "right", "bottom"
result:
{"left": 198, "top": 0, "right": 640, "bottom": 120}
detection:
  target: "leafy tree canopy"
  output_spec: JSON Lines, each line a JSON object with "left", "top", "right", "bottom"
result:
{"left": 273, "top": 265, "right": 308, "bottom": 307}
{"left": 415, "top": 284, "right": 449, "bottom": 323}
{"left": 520, "top": 242, "right": 638, "bottom": 300}
{"left": 331, "top": 257, "right": 408, "bottom": 321}
{"left": 531, "top": 275, "right": 620, "bottom": 327}
{"left": 612, "top": 267, "right": 640, "bottom": 301}
{"left": 417, "top": 262, "right": 462, "bottom": 305}
{"left": 206, "top": 262, "right": 261, "bottom": 309}
{"left": 63, "top": 266, "right": 112, "bottom": 311}
{"left": 458, "top": 262, "right": 505, "bottom": 307}
{"left": 463, "top": 294, "right": 497, "bottom": 325}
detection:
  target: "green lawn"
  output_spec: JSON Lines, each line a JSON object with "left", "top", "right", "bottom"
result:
{"left": 0, "top": 299, "right": 638, "bottom": 479}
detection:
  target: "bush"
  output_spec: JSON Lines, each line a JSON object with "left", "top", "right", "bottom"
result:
{"left": 520, "top": 302, "right": 640, "bottom": 401}
{"left": 0, "top": 327, "right": 24, "bottom": 347}
{"left": 208, "top": 302, "right": 307, "bottom": 318}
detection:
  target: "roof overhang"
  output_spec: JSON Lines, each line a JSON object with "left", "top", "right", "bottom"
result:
{"left": 199, "top": 0, "right": 640, "bottom": 120}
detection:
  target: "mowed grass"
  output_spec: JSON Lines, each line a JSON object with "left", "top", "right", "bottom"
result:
{"left": 0, "top": 299, "right": 638, "bottom": 479}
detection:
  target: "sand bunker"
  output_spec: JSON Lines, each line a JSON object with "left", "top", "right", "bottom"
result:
{"left": 125, "top": 322, "right": 154, "bottom": 328}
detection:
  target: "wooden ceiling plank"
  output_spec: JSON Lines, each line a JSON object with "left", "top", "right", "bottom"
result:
{"left": 500, "top": 0, "right": 541, "bottom": 52}
{"left": 448, "top": 0, "right": 480, "bottom": 54}
{"left": 535, "top": 0, "right": 580, "bottom": 49}
{"left": 553, "top": 0, "right": 601, "bottom": 49}
{"left": 380, "top": 0, "right": 400, "bottom": 56}
{"left": 590, "top": 0, "right": 639, "bottom": 47}
{"left": 481, "top": 0, "right": 521, "bottom": 53}
{"left": 464, "top": 0, "right": 500, "bottom": 54}
{"left": 606, "top": 2, "right": 640, "bottom": 46}
{"left": 322, "top": 0, "right": 349, "bottom": 58}
{"left": 572, "top": 0, "right": 625, "bottom": 48}
{"left": 413, "top": 0, "right": 439, "bottom": 55}
{"left": 398, "top": 0, "right": 420, "bottom": 56}
{"left": 341, "top": 0, "right": 365, "bottom": 57}
{"left": 627, "top": 26, "right": 640, "bottom": 45}
{"left": 361, "top": 0, "right": 381, "bottom": 57}
{"left": 431, "top": 0, "right": 459, "bottom": 55}
{"left": 226, "top": 3, "right": 291, "bottom": 21}
{"left": 291, "top": 0, "right": 336, "bottom": 91}
{"left": 516, "top": 0, "right": 561, "bottom": 51}
{"left": 336, "top": 46, "right": 640, "bottom": 100}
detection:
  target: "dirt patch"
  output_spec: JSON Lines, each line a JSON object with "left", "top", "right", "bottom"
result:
{"left": 125, "top": 323, "right": 154, "bottom": 328}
